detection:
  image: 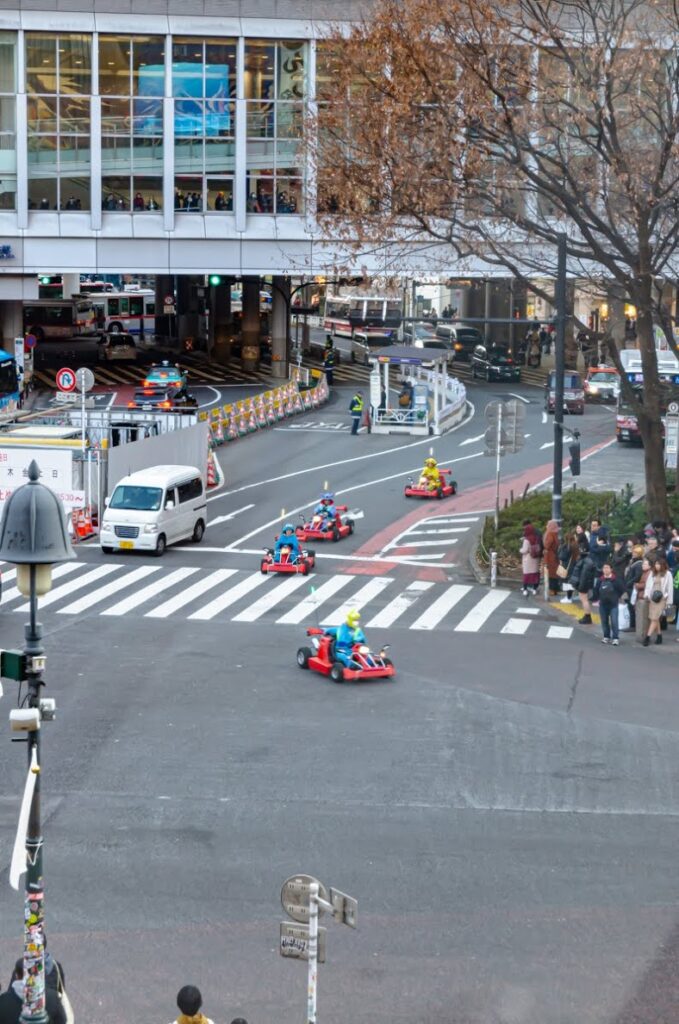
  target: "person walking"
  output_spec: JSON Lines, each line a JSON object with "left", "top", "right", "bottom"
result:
{"left": 520, "top": 520, "right": 542, "bottom": 596}
{"left": 167, "top": 985, "right": 214, "bottom": 1024}
{"left": 593, "top": 562, "right": 625, "bottom": 645}
{"left": 543, "top": 519, "right": 561, "bottom": 596}
{"left": 349, "top": 390, "right": 364, "bottom": 435}
{"left": 623, "top": 544, "right": 645, "bottom": 631}
{"left": 642, "top": 556, "right": 673, "bottom": 646}
{"left": 576, "top": 546, "right": 597, "bottom": 624}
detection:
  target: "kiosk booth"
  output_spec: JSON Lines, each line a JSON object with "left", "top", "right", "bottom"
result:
{"left": 368, "top": 346, "right": 467, "bottom": 436}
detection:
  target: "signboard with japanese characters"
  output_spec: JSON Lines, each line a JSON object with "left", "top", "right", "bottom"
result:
{"left": 0, "top": 448, "right": 83, "bottom": 511}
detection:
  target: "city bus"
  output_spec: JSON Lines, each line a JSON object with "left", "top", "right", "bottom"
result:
{"left": 23, "top": 298, "right": 98, "bottom": 340}
{"left": 616, "top": 350, "right": 679, "bottom": 443}
{"left": 0, "top": 351, "right": 21, "bottom": 414}
{"left": 323, "top": 294, "right": 402, "bottom": 341}
{"left": 81, "top": 288, "right": 156, "bottom": 336}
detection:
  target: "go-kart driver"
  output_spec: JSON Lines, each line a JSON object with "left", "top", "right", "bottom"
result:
{"left": 419, "top": 457, "right": 442, "bottom": 491}
{"left": 313, "top": 491, "right": 336, "bottom": 527}
{"left": 274, "top": 522, "right": 301, "bottom": 562}
{"left": 323, "top": 610, "right": 366, "bottom": 667}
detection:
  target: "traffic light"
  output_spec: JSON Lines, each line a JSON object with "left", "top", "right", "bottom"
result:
{"left": 569, "top": 441, "right": 581, "bottom": 476}
{"left": 39, "top": 275, "right": 51, "bottom": 285}
{"left": 208, "top": 274, "right": 222, "bottom": 286}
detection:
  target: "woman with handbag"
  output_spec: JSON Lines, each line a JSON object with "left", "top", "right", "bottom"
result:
{"left": 642, "top": 557, "right": 674, "bottom": 646}
{"left": 559, "top": 531, "right": 580, "bottom": 604}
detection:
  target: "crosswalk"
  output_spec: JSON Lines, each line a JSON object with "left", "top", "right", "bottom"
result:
{"left": 0, "top": 561, "right": 572, "bottom": 639}
{"left": 382, "top": 513, "right": 480, "bottom": 566}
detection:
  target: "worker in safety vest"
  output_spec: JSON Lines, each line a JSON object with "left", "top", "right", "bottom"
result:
{"left": 349, "top": 391, "right": 364, "bottom": 435}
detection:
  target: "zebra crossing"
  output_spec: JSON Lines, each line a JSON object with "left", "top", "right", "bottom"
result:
{"left": 0, "top": 561, "right": 572, "bottom": 639}
{"left": 33, "top": 358, "right": 276, "bottom": 390}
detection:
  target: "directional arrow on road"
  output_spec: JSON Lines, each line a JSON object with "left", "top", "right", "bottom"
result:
{"left": 207, "top": 504, "right": 255, "bottom": 528}
{"left": 459, "top": 433, "right": 486, "bottom": 447}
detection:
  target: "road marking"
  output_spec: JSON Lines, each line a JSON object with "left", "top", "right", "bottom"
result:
{"left": 500, "top": 617, "right": 531, "bottom": 635}
{"left": 424, "top": 517, "right": 480, "bottom": 524}
{"left": 411, "top": 584, "right": 472, "bottom": 630}
{"left": 547, "top": 625, "right": 574, "bottom": 639}
{"left": 540, "top": 441, "right": 555, "bottom": 450}
{"left": 515, "top": 606, "right": 540, "bottom": 615}
{"left": 207, "top": 504, "right": 255, "bottom": 528}
{"left": 454, "top": 590, "right": 511, "bottom": 632}
{"left": 101, "top": 567, "right": 199, "bottom": 616}
{"left": 188, "top": 571, "right": 269, "bottom": 621}
{"left": 406, "top": 527, "right": 470, "bottom": 535}
{"left": 390, "top": 539, "right": 459, "bottom": 548}
{"left": 57, "top": 566, "right": 161, "bottom": 614}
{"left": 365, "top": 581, "right": 434, "bottom": 628}
{"left": 145, "top": 568, "right": 238, "bottom": 618}
{"left": 459, "top": 433, "right": 485, "bottom": 446}
{"left": 509, "top": 393, "right": 531, "bottom": 404}
{"left": 322, "top": 577, "right": 393, "bottom": 626}
{"left": 232, "top": 573, "right": 312, "bottom": 622}
{"left": 16, "top": 564, "right": 120, "bottom": 611}
{"left": 2, "top": 563, "right": 82, "bottom": 605}
{"left": 277, "top": 575, "right": 354, "bottom": 625}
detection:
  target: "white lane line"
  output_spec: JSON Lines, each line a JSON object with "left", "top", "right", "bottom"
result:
{"left": 515, "top": 606, "right": 540, "bottom": 615}
{"left": 540, "top": 441, "right": 555, "bottom": 450}
{"left": 277, "top": 575, "right": 354, "bottom": 625}
{"left": 424, "top": 517, "right": 480, "bottom": 524}
{"left": 406, "top": 527, "right": 469, "bottom": 535}
{"left": 322, "top": 577, "right": 393, "bottom": 626}
{"left": 16, "top": 564, "right": 120, "bottom": 611}
{"left": 509, "top": 393, "right": 530, "bottom": 404}
{"left": 500, "top": 617, "right": 531, "bottom": 635}
{"left": 232, "top": 573, "right": 312, "bottom": 622}
{"left": 411, "top": 584, "right": 472, "bottom": 630}
{"left": 146, "top": 569, "right": 238, "bottom": 618}
{"left": 2, "top": 563, "right": 82, "bottom": 605}
{"left": 102, "top": 567, "right": 199, "bottom": 617}
{"left": 197, "top": 385, "right": 222, "bottom": 408}
{"left": 390, "top": 554, "right": 445, "bottom": 562}
{"left": 365, "top": 581, "right": 435, "bottom": 628}
{"left": 392, "top": 539, "right": 459, "bottom": 548}
{"left": 207, "top": 505, "right": 255, "bottom": 528}
{"left": 454, "top": 590, "right": 511, "bottom": 632}
{"left": 58, "top": 566, "right": 161, "bottom": 614}
{"left": 547, "top": 625, "right": 574, "bottom": 639}
{"left": 189, "top": 572, "right": 269, "bottom": 621}
{"left": 459, "top": 433, "right": 485, "bottom": 447}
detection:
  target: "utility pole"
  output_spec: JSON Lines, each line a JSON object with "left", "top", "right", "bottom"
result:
{"left": 552, "top": 232, "right": 568, "bottom": 525}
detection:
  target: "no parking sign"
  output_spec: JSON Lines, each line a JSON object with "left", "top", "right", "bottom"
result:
{"left": 56, "top": 367, "right": 76, "bottom": 392}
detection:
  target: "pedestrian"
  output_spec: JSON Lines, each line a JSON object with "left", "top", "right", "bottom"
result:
{"left": 642, "top": 556, "right": 673, "bottom": 646}
{"left": 593, "top": 562, "right": 625, "bottom": 645}
{"left": 576, "top": 544, "right": 597, "bottom": 624}
{"left": 543, "top": 519, "right": 560, "bottom": 596}
{"left": 539, "top": 325, "right": 551, "bottom": 355}
{"left": 0, "top": 959, "right": 66, "bottom": 1024}
{"left": 167, "top": 985, "right": 214, "bottom": 1024}
{"left": 558, "top": 529, "right": 580, "bottom": 603}
{"left": 349, "top": 390, "right": 364, "bottom": 435}
{"left": 624, "top": 544, "right": 645, "bottom": 630}
{"left": 589, "top": 526, "right": 611, "bottom": 571}
{"left": 610, "top": 537, "right": 630, "bottom": 576}
{"left": 520, "top": 520, "right": 542, "bottom": 596}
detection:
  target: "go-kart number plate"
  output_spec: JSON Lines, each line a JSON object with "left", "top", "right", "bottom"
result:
{"left": 119, "top": 540, "right": 134, "bottom": 550}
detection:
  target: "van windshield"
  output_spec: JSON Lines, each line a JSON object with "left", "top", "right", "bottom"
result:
{"left": 110, "top": 485, "right": 163, "bottom": 511}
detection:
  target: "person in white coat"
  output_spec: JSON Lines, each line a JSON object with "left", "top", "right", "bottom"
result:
{"left": 642, "top": 556, "right": 674, "bottom": 646}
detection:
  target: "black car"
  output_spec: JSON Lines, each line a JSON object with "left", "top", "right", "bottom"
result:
{"left": 130, "top": 386, "right": 198, "bottom": 411}
{"left": 470, "top": 345, "right": 521, "bottom": 382}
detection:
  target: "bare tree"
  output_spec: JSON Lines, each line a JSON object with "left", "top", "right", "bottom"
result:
{"left": 315, "top": 0, "right": 679, "bottom": 519}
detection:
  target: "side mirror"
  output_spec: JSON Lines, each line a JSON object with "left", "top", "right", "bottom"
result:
{"left": 104, "top": 496, "right": 110, "bottom": 506}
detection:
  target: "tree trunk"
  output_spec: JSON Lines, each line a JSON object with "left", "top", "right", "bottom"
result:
{"left": 633, "top": 267, "right": 669, "bottom": 522}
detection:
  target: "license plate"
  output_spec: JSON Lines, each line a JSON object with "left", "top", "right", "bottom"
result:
{"left": 142, "top": 403, "right": 152, "bottom": 410}
{"left": 119, "top": 540, "right": 134, "bottom": 549}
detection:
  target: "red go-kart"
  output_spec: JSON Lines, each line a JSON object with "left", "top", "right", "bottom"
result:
{"left": 297, "top": 627, "right": 395, "bottom": 683}
{"left": 296, "top": 505, "right": 354, "bottom": 543}
{"left": 404, "top": 467, "right": 457, "bottom": 500}
{"left": 261, "top": 544, "right": 315, "bottom": 575}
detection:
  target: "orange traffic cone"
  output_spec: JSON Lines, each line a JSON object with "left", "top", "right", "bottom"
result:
{"left": 227, "top": 408, "right": 238, "bottom": 441}
{"left": 207, "top": 450, "right": 217, "bottom": 487}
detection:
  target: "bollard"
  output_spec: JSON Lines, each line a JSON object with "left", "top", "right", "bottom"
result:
{"left": 490, "top": 550, "right": 497, "bottom": 589}
{"left": 543, "top": 565, "right": 550, "bottom": 601}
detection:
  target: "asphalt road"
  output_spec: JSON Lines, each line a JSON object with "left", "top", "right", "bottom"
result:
{"left": 0, "top": 372, "right": 672, "bottom": 1024}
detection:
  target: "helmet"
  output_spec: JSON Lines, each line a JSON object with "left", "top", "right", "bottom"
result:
{"left": 425, "top": 457, "right": 437, "bottom": 468}
{"left": 322, "top": 491, "right": 334, "bottom": 502}
{"left": 346, "top": 610, "right": 361, "bottom": 628}
{"left": 282, "top": 522, "right": 294, "bottom": 533}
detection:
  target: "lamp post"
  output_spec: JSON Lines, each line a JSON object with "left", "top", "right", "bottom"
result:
{"left": 0, "top": 461, "right": 74, "bottom": 1023}
{"left": 552, "top": 231, "right": 568, "bottom": 525}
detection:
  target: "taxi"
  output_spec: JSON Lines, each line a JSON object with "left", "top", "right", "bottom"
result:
{"left": 584, "top": 365, "right": 620, "bottom": 403}
{"left": 142, "top": 361, "right": 189, "bottom": 395}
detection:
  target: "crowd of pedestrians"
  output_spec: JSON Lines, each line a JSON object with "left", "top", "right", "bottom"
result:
{"left": 520, "top": 516, "right": 679, "bottom": 647}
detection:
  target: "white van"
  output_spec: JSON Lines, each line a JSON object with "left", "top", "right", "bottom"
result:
{"left": 100, "top": 465, "right": 207, "bottom": 556}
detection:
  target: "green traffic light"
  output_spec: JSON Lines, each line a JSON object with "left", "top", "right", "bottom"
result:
{"left": 40, "top": 276, "right": 51, "bottom": 284}
{"left": 209, "top": 274, "right": 222, "bottom": 286}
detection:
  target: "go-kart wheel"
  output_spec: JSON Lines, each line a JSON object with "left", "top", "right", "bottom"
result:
{"left": 260, "top": 560, "right": 268, "bottom": 575}
{"left": 332, "top": 526, "right": 341, "bottom": 542}
{"left": 301, "top": 561, "right": 310, "bottom": 575}
{"left": 306, "top": 549, "right": 316, "bottom": 559}
{"left": 437, "top": 487, "right": 444, "bottom": 499}
{"left": 382, "top": 657, "right": 393, "bottom": 667}
{"left": 330, "top": 663, "right": 345, "bottom": 683}
{"left": 297, "top": 647, "right": 312, "bottom": 669}
{"left": 451, "top": 481, "right": 458, "bottom": 493}
{"left": 346, "top": 519, "right": 354, "bottom": 534}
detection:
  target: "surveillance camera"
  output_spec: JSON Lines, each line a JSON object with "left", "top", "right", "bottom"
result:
{"left": 9, "top": 708, "right": 40, "bottom": 732}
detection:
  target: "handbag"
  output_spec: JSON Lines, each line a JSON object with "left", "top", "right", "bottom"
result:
{"left": 651, "top": 589, "right": 664, "bottom": 603}
{"left": 618, "top": 602, "right": 630, "bottom": 631}
{"left": 556, "top": 564, "right": 568, "bottom": 579}
{"left": 55, "top": 963, "right": 74, "bottom": 1024}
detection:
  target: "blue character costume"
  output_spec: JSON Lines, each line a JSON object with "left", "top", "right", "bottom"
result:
{"left": 324, "top": 610, "right": 366, "bottom": 667}
{"left": 274, "top": 523, "right": 300, "bottom": 562}
{"left": 313, "top": 491, "right": 336, "bottom": 527}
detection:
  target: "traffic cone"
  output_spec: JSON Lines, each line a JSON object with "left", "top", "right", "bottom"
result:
{"left": 256, "top": 398, "right": 267, "bottom": 428}
{"left": 238, "top": 406, "right": 249, "bottom": 436}
{"left": 227, "top": 408, "right": 238, "bottom": 441}
{"left": 246, "top": 401, "right": 258, "bottom": 433}
{"left": 293, "top": 388, "right": 304, "bottom": 413}
{"left": 213, "top": 416, "right": 224, "bottom": 445}
{"left": 207, "top": 450, "right": 217, "bottom": 487}
{"left": 302, "top": 388, "right": 312, "bottom": 409}
{"left": 267, "top": 396, "right": 277, "bottom": 425}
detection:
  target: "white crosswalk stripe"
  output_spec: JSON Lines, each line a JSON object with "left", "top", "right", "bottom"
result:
{"left": 2, "top": 562, "right": 576, "bottom": 639}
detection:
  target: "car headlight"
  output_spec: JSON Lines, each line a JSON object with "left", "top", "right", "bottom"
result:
{"left": 589, "top": 385, "right": 598, "bottom": 394}
{"left": 144, "top": 524, "right": 159, "bottom": 534}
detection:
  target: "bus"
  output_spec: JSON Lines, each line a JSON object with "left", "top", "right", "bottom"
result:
{"left": 616, "top": 350, "right": 679, "bottom": 443}
{"left": 323, "top": 294, "right": 402, "bottom": 340}
{"left": 23, "top": 298, "right": 98, "bottom": 341}
{"left": 81, "top": 289, "right": 156, "bottom": 337}
{"left": 0, "top": 351, "right": 21, "bottom": 414}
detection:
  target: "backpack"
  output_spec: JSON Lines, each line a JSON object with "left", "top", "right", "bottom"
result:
{"left": 529, "top": 531, "right": 543, "bottom": 559}
{"left": 599, "top": 578, "right": 617, "bottom": 602}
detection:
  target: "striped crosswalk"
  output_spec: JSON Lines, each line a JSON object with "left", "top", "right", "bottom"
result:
{"left": 0, "top": 562, "right": 573, "bottom": 639}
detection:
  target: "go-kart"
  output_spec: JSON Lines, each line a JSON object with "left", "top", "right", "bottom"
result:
{"left": 297, "top": 627, "right": 395, "bottom": 683}
{"left": 296, "top": 505, "right": 354, "bottom": 543}
{"left": 404, "top": 467, "right": 457, "bottom": 499}
{"left": 261, "top": 544, "right": 315, "bottom": 575}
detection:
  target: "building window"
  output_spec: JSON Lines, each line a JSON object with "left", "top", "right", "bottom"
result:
{"left": 172, "top": 38, "right": 236, "bottom": 212}
{"left": 245, "top": 40, "right": 306, "bottom": 214}
{"left": 100, "top": 35, "right": 164, "bottom": 211}
{"left": 26, "top": 33, "right": 91, "bottom": 211}
{"left": 0, "top": 33, "right": 16, "bottom": 211}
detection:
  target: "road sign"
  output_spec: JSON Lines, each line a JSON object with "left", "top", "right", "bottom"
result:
{"left": 281, "top": 875, "right": 329, "bottom": 924}
{"left": 24, "top": 334, "right": 37, "bottom": 349}
{"left": 56, "top": 367, "right": 76, "bottom": 392}
{"left": 75, "top": 367, "right": 95, "bottom": 393}
{"left": 280, "top": 922, "right": 327, "bottom": 963}
{"left": 164, "top": 294, "right": 174, "bottom": 305}
{"left": 54, "top": 392, "right": 78, "bottom": 405}
{"left": 329, "top": 887, "right": 358, "bottom": 928}
{"left": 669, "top": 402, "right": 679, "bottom": 416}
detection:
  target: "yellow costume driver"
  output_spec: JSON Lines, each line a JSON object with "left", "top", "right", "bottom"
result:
{"left": 419, "top": 457, "right": 442, "bottom": 491}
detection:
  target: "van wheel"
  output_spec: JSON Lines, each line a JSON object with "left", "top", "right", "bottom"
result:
{"left": 154, "top": 534, "right": 167, "bottom": 557}
{"left": 192, "top": 519, "right": 205, "bottom": 543}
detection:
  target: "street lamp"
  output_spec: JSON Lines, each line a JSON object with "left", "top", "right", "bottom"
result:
{"left": 0, "top": 460, "right": 74, "bottom": 1024}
